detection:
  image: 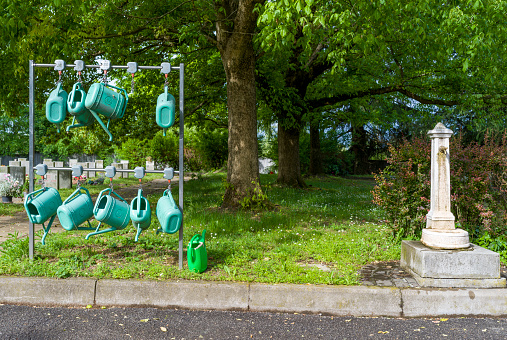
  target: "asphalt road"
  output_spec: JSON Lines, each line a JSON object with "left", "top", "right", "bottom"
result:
{"left": 0, "top": 304, "right": 506, "bottom": 339}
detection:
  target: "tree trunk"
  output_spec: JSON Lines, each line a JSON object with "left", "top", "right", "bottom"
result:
{"left": 277, "top": 123, "right": 307, "bottom": 187}
{"left": 309, "top": 119, "right": 324, "bottom": 176}
{"left": 350, "top": 124, "right": 371, "bottom": 175}
{"left": 215, "top": 0, "right": 266, "bottom": 209}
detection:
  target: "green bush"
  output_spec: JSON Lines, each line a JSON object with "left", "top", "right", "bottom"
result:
{"left": 373, "top": 133, "right": 507, "bottom": 240}
{"left": 113, "top": 138, "right": 150, "bottom": 168}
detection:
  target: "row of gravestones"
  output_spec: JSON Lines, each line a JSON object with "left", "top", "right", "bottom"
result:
{"left": 0, "top": 157, "right": 157, "bottom": 190}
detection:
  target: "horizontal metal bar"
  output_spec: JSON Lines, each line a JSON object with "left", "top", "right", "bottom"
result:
{"left": 33, "top": 63, "right": 179, "bottom": 71}
{"left": 33, "top": 167, "right": 180, "bottom": 175}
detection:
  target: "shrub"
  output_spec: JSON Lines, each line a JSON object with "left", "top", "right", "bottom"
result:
{"left": 373, "top": 133, "right": 507, "bottom": 240}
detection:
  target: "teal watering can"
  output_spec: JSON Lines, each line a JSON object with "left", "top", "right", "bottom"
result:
{"left": 130, "top": 189, "right": 151, "bottom": 242}
{"left": 24, "top": 187, "right": 62, "bottom": 245}
{"left": 57, "top": 186, "right": 95, "bottom": 231}
{"left": 187, "top": 230, "right": 207, "bottom": 273}
{"left": 156, "top": 86, "right": 176, "bottom": 136}
{"left": 156, "top": 189, "right": 182, "bottom": 234}
{"left": 86, "top": 188, "right": 130, "bottom": 239}
{"left": 45, "top": 82, "right": 68, "bottom": 133}
{"left": 85, "top": 83, "right": 129, "bottom": 141}
{"left": 66, "top": 82, "right": 94, "bottom": 131}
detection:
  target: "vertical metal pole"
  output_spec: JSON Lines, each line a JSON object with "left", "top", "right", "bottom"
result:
{"left": 178, "top": 63, "right": 184, "bottom": 270}
{"left": 28, "top": 60, "right": 35, "bottom": 260}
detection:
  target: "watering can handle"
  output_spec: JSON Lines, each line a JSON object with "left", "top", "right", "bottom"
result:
{"left": 69, "top": 83, "right": 82, "bottom": 104}
{"left": 136, "top": 189, "right": 142, "bottom": 218}
{"left": 25, "top": 187, "right": 46, "bottom": 203}
{"left": 105, "top": 83, "right": 129, "bottom": 106}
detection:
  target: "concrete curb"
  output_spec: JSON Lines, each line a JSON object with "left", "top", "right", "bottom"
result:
{"left": 0, "top": 277, "right": 95, "bottom": 306}
{"left": 1, "top": 277, "right": 507, "bottom": 317}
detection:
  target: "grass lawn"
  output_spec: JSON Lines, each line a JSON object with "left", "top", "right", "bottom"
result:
{"left": 0, "top": 173, "right": 400, "bottom": 285}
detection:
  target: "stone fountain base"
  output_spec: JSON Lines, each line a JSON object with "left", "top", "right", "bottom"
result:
{"left": 421, "top": 228, "right": 470, "bottom": 249}
{"left": 401, "top": 240, "right": 506, "bottom": 288}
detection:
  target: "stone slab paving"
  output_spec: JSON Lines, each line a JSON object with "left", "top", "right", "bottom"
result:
{"left": 359, "top": 260, "right": 507, "bottom": 288}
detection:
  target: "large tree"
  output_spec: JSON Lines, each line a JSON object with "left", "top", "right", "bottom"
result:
{"left": 256, "top": 0, "right": 507, "bottom": 186}
{"left": 0, "top": 0, "right": 266, "bottom": 209}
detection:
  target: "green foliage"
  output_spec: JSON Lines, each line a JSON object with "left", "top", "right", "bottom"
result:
{"left": 373, "top": 133, "right": 507, "bottom": 239}
{"left": 113, "top": 138, "right": 151, "bottom": 168}
{"left": 239, "top": 181, "right": 270, "bottom": 211}
{"left": 476, "top": 233, "right": 507, "bottom": 263}
{"left": 0, "top": 232, "right": 29, "bottom": 261}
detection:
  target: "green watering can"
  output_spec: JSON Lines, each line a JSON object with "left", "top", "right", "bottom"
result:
{"left": 85, "top": 82, "right": 129, "bottom": 141}
{"left": 130, "top": 188, "right": 151, "bottom": 242}
{"left": 188, "top": 230, "right": 207, "bottom": 273}
{"left": 156, "top": 189, "right": 182, "bottom": 234}
{"left": 24, "top": 187, "right": 62, "bottom": 245}
{"left": 57, "top": 186, "right": 95, "bottom": 231}
{"left": 66, "top": 82, "right": 94, "bottom": 131}
{"left": 86, "top": 187, "right": 130, "bottom": 239}
{"left": 45, "top": 82, "right": 68, "bottom": 133}
{"left": 155, "top": 86, "right": 176, "bottom": 136}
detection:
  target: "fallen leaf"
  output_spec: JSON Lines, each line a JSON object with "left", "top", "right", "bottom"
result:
{"left": 440, "top": 318, "right": 448, "bottom": 322}
{"left": 86, "top": 305, "right": 92, "bottom": 309}
{"left": 140, "top": 319, "right": 149, "bottom": 323}
{"left": 160, "top": 327, "right": 167, "bottom": 332}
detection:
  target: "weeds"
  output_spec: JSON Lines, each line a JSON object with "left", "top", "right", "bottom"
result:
{"left": 0, "top": 173, "right": 400, "bottom": 285}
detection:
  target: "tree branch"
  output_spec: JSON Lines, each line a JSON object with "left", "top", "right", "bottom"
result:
{"left": 308, "top": 85, "right": 459, "bottom": 109}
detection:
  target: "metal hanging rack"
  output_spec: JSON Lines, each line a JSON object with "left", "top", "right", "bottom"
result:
{"left": 28, "top": 59, "right": 185, "bottom": 269}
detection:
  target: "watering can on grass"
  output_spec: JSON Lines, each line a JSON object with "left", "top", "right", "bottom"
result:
{"left": 57, "top": 186, "right": 95, "bottom": 231}
{"left": 85, "top": 82, "right": 129, "bottom": 141}
{"left": 45, "top": 82, "right": 68, "bottom": 133}
{"left": 187, "top": 230, "right": 207, "bottom": 273}
{"left": 130, "top": 188, "right": 151, "bottom": 241}
{"left": 155, "top": 86, "right": 176, "bottom": 136}
{"left": 66, "top": 82, "right": 94, "bottom": 131}
{"left": 156, "top": 189, "right": 182, "bottom": 234}
{"left": 24, "top": 187, "right": 62, "bottom": 245}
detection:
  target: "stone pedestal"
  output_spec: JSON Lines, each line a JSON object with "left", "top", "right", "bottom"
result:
{"left": 424, "top": 123, "right": 469, "bottom": 249}
{"left": 401, "top": 241, "right": 506, "bottom": 288}
{"left": 421, "top": 229, "right": 470, "bottom": 249}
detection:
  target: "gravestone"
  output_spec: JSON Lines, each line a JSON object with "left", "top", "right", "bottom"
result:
{"left": 0, "top": 166, "right": 8, "bottom": 181}
{"left": 18, "top": 159, "right": 30, "bottom": 175}
{"left": 69, "top": 159, "right": 78, "bottom": 167}
{"left": 8, "top": 166, "right": 25, "bottom": 186}
{"left": 88, "top": 162, "right": 96, "bottom": 178}
{"left": 9, "top": 161, "right": 20, "bottom": 167}
{"left": 59, "top": 169, "right": 72, "bottom": 189}
{"left": 120, "top": 160, "right": 129, "bottom": 178}
{"left": 111, "top": 163, "right": 122, "bottom": 179}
